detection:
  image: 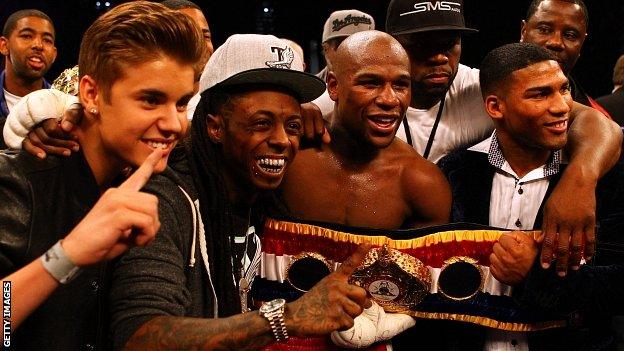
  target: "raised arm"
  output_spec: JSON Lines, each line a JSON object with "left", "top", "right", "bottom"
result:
{"left": 2, "top": 151, "right": 161, "bottom": 328}
{"left": 117, "top": 234, "right": 371, "bottom": 351}
{"left": 3, "top": 89, "right": 81, "bottom": 156}
{"left": 111, "top": 180, "right": 370, "bottom": 351}
{"left": 9, "top": 91, "right": 329, "bottom": 160}
{"left": 540, "top": 102, "right": 622, "bottom": 275}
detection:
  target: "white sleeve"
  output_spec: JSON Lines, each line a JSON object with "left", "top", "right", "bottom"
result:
{"left": 453, "top": 65, "right": 493, "bottom": 143}
{"left": 310, "top": 89, "right": 334, "bottom": 117}
{"left": 3, "top": 89, "right": 79, "bottom": 149}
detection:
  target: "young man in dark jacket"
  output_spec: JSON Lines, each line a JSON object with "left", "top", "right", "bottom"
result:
{"left": 0, "top": 2, "right": 206, "bottom": 349}
{"left": 438, "top": 42, "right": 624, "bottom": 350}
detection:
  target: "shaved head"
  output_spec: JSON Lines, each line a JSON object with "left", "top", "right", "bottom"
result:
{"left": 327, "top": 30, "right": 411, "bottom": 149}
{"left": 332, "top": 30, "right": 409, "bottom": 77}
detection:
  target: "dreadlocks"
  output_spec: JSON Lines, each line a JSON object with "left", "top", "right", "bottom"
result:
{"left": 185, "top": 85, "right": 295, "bottom": 316}
{"left": 185, "top": 88, "right": 241, "bottom": 316}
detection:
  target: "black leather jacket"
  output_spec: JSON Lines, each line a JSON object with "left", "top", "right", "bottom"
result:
{"left": 0, "top": 151, "right": 110, "bottom": 350}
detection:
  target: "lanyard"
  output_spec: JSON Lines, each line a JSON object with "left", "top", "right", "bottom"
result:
{"left": 402, "top": 94, "right": 446, "bottom": 160}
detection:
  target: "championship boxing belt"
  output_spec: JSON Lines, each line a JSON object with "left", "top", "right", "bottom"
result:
{"left": 253, "top": 218, "right": 567, "bottom": 337}
{"left": 51, "top": 65, "right": 80, "bottom": 96}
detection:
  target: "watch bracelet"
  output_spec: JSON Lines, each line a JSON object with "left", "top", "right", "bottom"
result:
{"left": 266, "top": 309, "right": 289, "bottom": 342}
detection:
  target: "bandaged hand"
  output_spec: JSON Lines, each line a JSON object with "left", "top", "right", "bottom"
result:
{"left": 4, "top": 89, "right": 79, "bottom": 149}
{"left": 330, "top": 300, "right": 416, "bottom": 348}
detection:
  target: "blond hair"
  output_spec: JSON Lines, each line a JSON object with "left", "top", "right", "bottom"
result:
{"left": 79, "top": 1, "right": 207, "bottom": 102}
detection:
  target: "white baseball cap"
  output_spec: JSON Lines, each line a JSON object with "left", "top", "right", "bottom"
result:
{"left": 199, "top": 34, "right": 325, "bottom": 102}
{"left": 322, "top": 9, "right": 375, "bottom": 43}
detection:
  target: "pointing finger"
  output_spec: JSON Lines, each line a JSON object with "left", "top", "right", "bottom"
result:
{"left": 334, "top": 243, "right": 372, "bottom": 279}
{"left": 119, "top": 150, "right": 163, "bottom": 191}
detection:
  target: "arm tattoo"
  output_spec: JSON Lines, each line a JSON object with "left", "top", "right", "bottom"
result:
{"left": 285, "top": 284, "right": 341, "bottom": 336}
{"left": 124, "top": 314, "right": 275, "bottom": 351}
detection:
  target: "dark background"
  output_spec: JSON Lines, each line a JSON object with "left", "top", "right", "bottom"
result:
{"left": 1, "top": 0, "right": 623, "bottom": 98}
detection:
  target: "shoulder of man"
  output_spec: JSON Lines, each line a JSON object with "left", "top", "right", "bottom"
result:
{"left": 390, "top": 138, "right": 429, "bottom": 166}
{"left": 110, "top": 164, "right": 201, "bottom": 350}
{"left": 389, "top": 138, "right": 449, "bottom": 176}
{"left": 394, "top": 140, "right": 450, "bottom": 191}
{"left": 448, "top": 64, "right": 480, "bottom": 93}
{"left": 142, "top": 155, "right": 199, "bottom": 252}
{"left": 436, "top": 148, "right": 485, "bottom": 175}
{"left": 0, "top": 149, "right": 65, "bottom": 175}
{"left": 144, "top": 152, "right": 198, "bottom": 203}
{"left": 0, "top": 151, "right": 72, "bottom": 276}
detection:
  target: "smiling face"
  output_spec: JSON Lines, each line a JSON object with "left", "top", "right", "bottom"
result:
{"left": 329, "top": 32, "right": 411, "bottom": 149}
{"left": 521, "top": 0, "right": 587, "bottom": 74}
{"left": 214, "top": 89, "right": 302, "bottom": 191}
{"left": 0, "top": 16, "right": 56, "bottom": 82}
{"left": 82, "top": 55, "right": 194, "bottom": 178}
{"left": 490, "top": 60, "right": 572, "bottom": 151}
{"left": 395, "top": 31, "right": 460, "bottom": 108}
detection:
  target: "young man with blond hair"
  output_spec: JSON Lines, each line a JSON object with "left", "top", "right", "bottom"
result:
{"left": 0, "top": 2, "right": 206, "bottom": 349}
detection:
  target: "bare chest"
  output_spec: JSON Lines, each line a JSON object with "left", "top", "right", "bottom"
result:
{"left": 283, "top": 163, "right": 410, "bottom": 229}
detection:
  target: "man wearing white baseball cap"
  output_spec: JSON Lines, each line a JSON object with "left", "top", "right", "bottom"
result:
{"left": 312, "top": 10, "right": 376, "bottom": 115}
{"left": 108, "top": 33, "right": 374, "bottom": 351}
{"left": 317, "top": 9, "right": 375, "bottom": 82}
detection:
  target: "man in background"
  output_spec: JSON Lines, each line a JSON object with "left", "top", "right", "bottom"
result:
{"left": 161, "top": 0, "right": 213, "bottom": 121}
{"left": 520, "top": 0, "right": 611, "bottom": 117}
{"left": 316, "top": 9, "right": 374, "bottom": 82}
{"left": 282, "top": 38, "right": 306, "bottom": 71}
{"left": 312, "top": 9, "right": 375, "bottom": 116}
{"left": 597, "top": 54, "right": 624, "bottom": 125}
{"left": 0, "top": 9, "right": 56, "bottom": 148}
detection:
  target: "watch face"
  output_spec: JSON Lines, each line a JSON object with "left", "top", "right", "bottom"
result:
{"left": 260, "top": 298, "right": 285, "bottom": 313}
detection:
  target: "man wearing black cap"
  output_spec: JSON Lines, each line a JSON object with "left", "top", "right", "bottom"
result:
{"left": 383, "top": 0, "right": 622, "bottom": 279}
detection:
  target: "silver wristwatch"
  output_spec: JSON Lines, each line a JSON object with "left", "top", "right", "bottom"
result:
{"left": 259, "top": 298, "right": 289, "bottom": 342}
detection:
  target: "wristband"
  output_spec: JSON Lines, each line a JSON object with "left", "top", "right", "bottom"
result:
{"left": 40, "top": 240, "right": 81, "bottom": 284}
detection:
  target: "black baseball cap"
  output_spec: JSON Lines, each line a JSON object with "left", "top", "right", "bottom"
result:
{"left": 386, "top": 0, "right": 478, "bottom": 36}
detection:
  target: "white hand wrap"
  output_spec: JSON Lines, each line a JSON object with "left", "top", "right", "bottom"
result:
{"left": 3, "top": 89, "right": 79, "bottom": 149}
{"left": 330, "top": 301, "right": 416, "bottom": 349}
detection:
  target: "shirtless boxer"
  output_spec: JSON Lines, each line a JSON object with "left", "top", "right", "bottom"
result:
{"left": 280, "top": 30, "right": 451, "bottom": 229}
